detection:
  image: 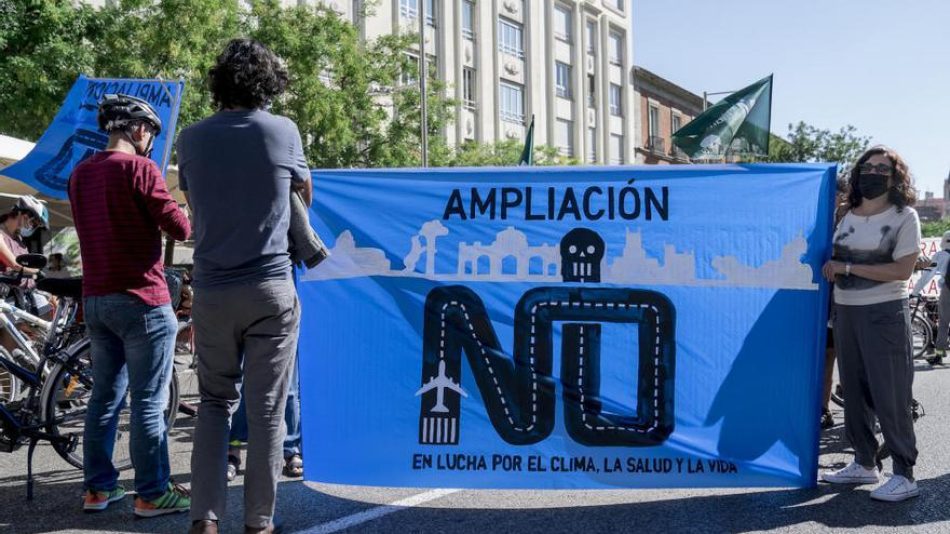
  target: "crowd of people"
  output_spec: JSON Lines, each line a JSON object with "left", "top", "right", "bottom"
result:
{"left": 0, "top": 36, "right": 936, "bottom": 533}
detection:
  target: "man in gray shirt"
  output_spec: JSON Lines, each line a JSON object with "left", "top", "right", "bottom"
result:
{"left": 177, "top": 39, "right": 312, "bottom": 534}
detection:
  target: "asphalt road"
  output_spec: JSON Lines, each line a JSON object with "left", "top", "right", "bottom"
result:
{"left": 2, "top": 359, "right": 949, "bottom": 534}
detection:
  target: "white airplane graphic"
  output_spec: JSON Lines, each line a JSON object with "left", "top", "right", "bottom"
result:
{"left": 415, "top": 360, "right": 468, "bottom": 413}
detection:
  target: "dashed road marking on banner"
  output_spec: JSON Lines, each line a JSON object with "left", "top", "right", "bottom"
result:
{"left": 301, "top": 489, "right": 460, "bottom": 533}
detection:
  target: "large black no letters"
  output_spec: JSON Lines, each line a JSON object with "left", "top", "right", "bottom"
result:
{"left": 418, "top": 285, "right": 676, "bottom": 447}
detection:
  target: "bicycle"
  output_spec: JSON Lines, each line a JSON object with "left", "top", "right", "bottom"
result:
{"left": 166, "top": 266, "right": 199, "bottom": 417}
{"left": 909, "top": 293, "right": 943, "bottom": 365}
{"left": 0, "top": 254, "right": 179, "bottom": 499}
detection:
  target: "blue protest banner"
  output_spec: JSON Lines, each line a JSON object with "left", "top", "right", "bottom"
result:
{"left": 298, "top": 163, "right": 836, "bottom": 489}
{"left": 1, "top": 75, "right": 185, "bottom": 199}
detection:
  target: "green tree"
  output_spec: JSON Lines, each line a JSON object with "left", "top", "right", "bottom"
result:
{"left": 767, "top": 121, "right": 871, "bottom": 175}
{"left": 90, "top": 0, "right": 243, "bottom": 131}
{"left": 0, "top": 0, "right": 454, "bottom": 168}
{"left": 448, "top": 140, "right": 575, "bottom": 167}
{"left": 248, "top": 1, "right": 460, "bottom": 168}
{"left": 0, "top": 0, "right": 100, "bottom": 140}
{"left": 0, "top": 0, "right": 571, "bottom": 169}
{"left": 921, "top": 220, "right": 950, "bottom": 238}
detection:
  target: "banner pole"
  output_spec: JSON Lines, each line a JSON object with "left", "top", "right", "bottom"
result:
{"left": 156, "top": 75, "right": 183, "bottom": 267}
{"left": 419, "top": 0, "right": 429, "bottom": 168}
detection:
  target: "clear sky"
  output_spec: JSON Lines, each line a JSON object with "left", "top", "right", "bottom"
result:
{"left": 632, "top": 0, "right": 950, "bottom": 196}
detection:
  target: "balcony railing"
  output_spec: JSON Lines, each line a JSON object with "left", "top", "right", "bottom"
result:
{"left": 647, "top": 135, "right": 665, "bottom": 155}
{"left": 500, "top": 110, "right": 525, "bottom": 124}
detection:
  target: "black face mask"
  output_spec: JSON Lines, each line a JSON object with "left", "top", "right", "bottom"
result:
{"left": 858, "top": 173, "right": 890, "bottom": 200}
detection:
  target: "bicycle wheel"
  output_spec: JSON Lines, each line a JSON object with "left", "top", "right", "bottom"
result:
{"left": 41, "top": 341, "right": 180, "bottom": 470}
{"left": 830, "top": 383, "right": 845, "bottom": 408}
{"left": 911, "top": 312, "right": 932, "bottom": 359}
{"left": 174, "top": 319, "right": 199, "bottom": 417}
{"left": 0, "top": 347, "right": 20, "bottom": 403}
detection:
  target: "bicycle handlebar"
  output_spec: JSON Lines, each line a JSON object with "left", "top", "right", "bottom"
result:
{"left": 0, "top": 270, "right": 43, "bottom": 287}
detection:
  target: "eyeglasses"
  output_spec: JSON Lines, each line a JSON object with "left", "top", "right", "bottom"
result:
{"left": 859, "top": 162, "right": 894, "bottom": 175}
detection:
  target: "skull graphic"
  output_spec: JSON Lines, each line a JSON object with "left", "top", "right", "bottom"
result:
{"left": 560, "top": 228, "right": 605, "bottom": 283}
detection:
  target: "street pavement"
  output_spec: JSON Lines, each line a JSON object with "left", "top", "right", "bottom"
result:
{"left": 2, "top": 359, "right": 949, "bottom": 534}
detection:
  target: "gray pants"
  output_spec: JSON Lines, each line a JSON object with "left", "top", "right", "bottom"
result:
{"left": 189, "top": 279, "right": 300, "bottom": 528}
{"left": 834, "top": 299, "right": 917, "bottom": 479}
{"left": 937, "top": 288, "right": 950, "bottom": 350}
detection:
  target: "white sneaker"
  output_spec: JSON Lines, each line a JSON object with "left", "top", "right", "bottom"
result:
{"left": 870, "top": 475, "right": 919, "bottom": 502}
{"left": 821, "top": 461, "right": 881, "bottom": 484}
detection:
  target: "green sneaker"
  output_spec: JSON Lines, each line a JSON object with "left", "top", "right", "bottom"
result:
{"left": 133, "top": 482, "right": 191, "bottom": 518}
{"left": 83, "top": 486, "right": 127, "bottom": 512}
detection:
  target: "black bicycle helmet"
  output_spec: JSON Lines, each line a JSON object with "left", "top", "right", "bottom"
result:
{"left": 97, "top": 94, "right": 163, "bottom": 134}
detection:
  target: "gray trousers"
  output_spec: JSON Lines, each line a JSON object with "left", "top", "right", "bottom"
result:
{"left": 834, "top": 299, "right": 917, "bottom": 479}
{"left": 189, "top": 279, "right": 300, "bottom": 528}
{"left": 937, "top": 288, "right": 950, "bottom": 350}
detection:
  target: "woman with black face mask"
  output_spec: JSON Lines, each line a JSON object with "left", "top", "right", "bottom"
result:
{"left": 819, "top": 146, "right": 921, "bottom": 502}
{"left": 0, "top": 195, "right": 49, "bottom": 278}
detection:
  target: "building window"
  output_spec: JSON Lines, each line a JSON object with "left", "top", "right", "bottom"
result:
{"left": 463, "top": 67, "right": 476, "bottom": 110}
{"left": 671, "top": 114, "right": 685, "bottom": 159}
{"left": 587, "top": 75, "right": 596, "bottom": 107}
{"left": 401, "top": 53, "right": 436, "bottom": 85}
{"left": 554, "top": 5, "right": 571, "bottom": 42}
{"left": 609, "top": 84, "right": 622, "bottom": 116}
{"left": 648, "top": 105, "right": 660, "bottom": 138}
{"left": 555, "top": 62, "right": 572, "bottom": 99}
{"left": 587, "top": 128, "right": 597, "bottom": 163}
{"left": 401, "top": 52, "right": 419, "bottom": 85}
{"left": 500, "top": 82, "right": 525, "bottom": 124}
{"left": 610, "top": 134, "right": 624, "bottom": 165}
{"left": 556, "top": 119, "right": 574, "bottom": 157}
{"left": 498, "top": 18, "right": 524, "bottom": 59}
{"left": 400, "top": 0, "right": 418, "bottom": 20}
{"left": 586, "top": 20, "right": 597, "bottom": 53}
{"left": 612, "top": 0, "right": 625, "bottom": 11}
{"left": 609, "top": 31, "right": 623, "bottom": 65}
{"left": 461, "top": 0, "right": 475, "bottom": 40}
{"left": 425, "top": 0, "right": 436, "bottom": 26}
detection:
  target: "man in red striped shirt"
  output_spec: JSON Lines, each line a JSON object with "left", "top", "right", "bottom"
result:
{"left": 68, "top": 94, "right": 191, "bottom": 518}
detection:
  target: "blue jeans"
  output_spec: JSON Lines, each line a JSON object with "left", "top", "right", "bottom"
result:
{"left": 83, "top": 294, "right": 177, "bottom": 500}
{"left": 230, "top": 354, "right": 301, "bottom": 457}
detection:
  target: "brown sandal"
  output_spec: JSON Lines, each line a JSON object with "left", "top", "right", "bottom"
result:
{"left": 282, "top": 454, "right": 303, "bottom": 478}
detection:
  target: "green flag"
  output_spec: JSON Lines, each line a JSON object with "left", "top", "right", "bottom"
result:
{"left": 672, "top": 75, "right": 773, "bottom": 160}
{"left": 518, "top": 114, "right": 535, "bottom": 165}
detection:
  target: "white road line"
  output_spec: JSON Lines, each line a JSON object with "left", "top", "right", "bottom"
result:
{"left": 301, "top": 489, "right": 460, "bottom": 533}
